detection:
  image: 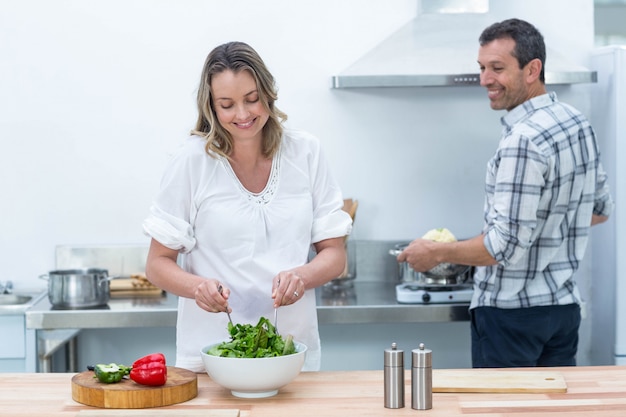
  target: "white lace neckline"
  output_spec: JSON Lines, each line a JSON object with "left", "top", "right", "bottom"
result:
{"left": 221, "top": 147, "right": 280, "bottom": 205}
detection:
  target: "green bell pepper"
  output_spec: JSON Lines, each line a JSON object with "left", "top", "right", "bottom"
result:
{"left": 93, "top": 363, "right": 131, "bottom": 384}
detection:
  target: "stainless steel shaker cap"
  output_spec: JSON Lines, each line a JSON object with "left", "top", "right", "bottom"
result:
{"left": 384, "top": 342, "right": 404, "bottom": 367}
{"left": 412, "top": 343, "right": 432, "bottom": 367}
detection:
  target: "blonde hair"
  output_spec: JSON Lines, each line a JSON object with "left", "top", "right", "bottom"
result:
{"left": 192, "top": 41, "right": 287, "bottom": 159}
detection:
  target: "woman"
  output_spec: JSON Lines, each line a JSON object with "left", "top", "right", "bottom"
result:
{"left": 143, "top": 41, "right": 352, "bottom": 372}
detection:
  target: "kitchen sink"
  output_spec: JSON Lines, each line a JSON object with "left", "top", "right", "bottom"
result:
{"left": 0, "top": 291, "right": 46, "bottom": 313}
{"left": 0, "top": 294, "right": 33, "bottom": 305}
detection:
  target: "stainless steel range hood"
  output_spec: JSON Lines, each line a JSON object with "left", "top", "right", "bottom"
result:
{"left": 331, "top": 5, "right": 597, "bottom": 88}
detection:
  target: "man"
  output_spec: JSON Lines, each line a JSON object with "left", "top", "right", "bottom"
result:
{"left": 398, "top": 18, "right": 614, "bottom": 368}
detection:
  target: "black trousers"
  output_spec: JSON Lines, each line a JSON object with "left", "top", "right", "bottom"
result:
{"left": 470, "top": 304, "right": 581, "bottom": 368}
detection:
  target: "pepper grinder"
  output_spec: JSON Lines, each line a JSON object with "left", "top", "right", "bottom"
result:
{"left": 384, "top": 342, "right": 405, "bottom": 408}
{"left": 411, "top": 343, "right": 432, "bottom": 410}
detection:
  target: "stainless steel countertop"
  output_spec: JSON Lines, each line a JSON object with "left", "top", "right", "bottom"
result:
{"left": 316, "top": 281, "right": 470, "bottom": 324}
{"left": 25, "top": 281, "right": 469, "bottom": 330}
{"left": 25, "top": 292, "right": 179, "bottom": 329}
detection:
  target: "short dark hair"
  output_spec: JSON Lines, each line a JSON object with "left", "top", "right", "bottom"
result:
{"left": 479, "top": 18, "right": 546, "bottom": 83}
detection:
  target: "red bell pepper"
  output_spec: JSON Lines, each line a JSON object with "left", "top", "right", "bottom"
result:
{"left": 129, "top": 353, "right": 167, "bottom": 386}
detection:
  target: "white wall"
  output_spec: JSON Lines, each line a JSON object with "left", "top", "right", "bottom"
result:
{"left": 1, "top": 0, "right": 595, "bottom": 288}
{"left": 1, "top": 0, "right": 417, "bottom": 288}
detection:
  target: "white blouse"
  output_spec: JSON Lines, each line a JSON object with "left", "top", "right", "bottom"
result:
{"left": 143, "top": 128, "right": 352, "bottom": 372}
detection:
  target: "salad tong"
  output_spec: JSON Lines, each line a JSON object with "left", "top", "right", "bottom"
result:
{"left": 217, "top": 284, "right": 233, "bottom": 325}
{"left": 274, "top": 279, "right": 280, "bottom": 333}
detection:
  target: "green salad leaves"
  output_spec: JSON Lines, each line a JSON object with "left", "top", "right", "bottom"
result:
{"left": 207, "top": 316, "right": 296, "bottom": 358}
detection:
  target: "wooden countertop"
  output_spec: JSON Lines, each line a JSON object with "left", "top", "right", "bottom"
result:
{"left": 1, "top": 366, "right": 626, "bottom": 416}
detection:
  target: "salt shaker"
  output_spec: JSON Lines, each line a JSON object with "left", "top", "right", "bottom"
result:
{"left": 384, "top": 342, "right": 405, "bottom": 408}
{"left": 411, "top": 343, "right": 432, "bottom": 410}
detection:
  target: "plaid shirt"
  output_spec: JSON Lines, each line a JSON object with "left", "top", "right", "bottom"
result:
{"left": 471, "top": 92, "right": 614, "bottom": 309}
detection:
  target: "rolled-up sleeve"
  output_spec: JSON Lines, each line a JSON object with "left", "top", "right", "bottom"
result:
{"left": 593, "top": 161, "right": 615, "bottom": 217}
{"left": 483, "top": 135, "right": 546, "bottom": 267}
{"left": 306, "top": 134, "right": 353, "bottom": 243}
{"left": 312, "top": 209, "right": 352, "bottom": 243}
{"left": 143, "top": 205, "right": 196, "bottom": 253}
{"left": 142, "top": 138, "right": 203, "bottom": 253}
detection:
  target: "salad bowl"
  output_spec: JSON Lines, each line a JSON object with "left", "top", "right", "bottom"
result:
{"left": 200, "top": 341, "right": 307, "bottom": 398}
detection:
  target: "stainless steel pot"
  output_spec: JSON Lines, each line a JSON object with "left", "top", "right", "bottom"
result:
{"left": 389, "top": 243, "right": 470, "bottom": 286}
{"left": 39, "top": 268, "right": 113, "bottom": 309}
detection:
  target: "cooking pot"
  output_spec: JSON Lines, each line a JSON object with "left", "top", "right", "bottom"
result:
{"left": 389, "top": 243, "right": 470, "bottom": 286}
{"left": 39, "top": 268, "right": 114, "bottom": 309}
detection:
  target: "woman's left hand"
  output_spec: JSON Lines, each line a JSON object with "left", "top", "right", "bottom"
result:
{"left": 272, "top": 271, "right": 305, "bottom": 307}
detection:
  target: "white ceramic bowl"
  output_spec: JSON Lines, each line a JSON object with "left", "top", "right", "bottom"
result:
{"left": 200, "top": 342, "right": 307, "bottom": 398}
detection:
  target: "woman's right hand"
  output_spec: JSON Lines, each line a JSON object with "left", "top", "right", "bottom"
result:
{"left": 194, "top": 279, "right": 231, "bottom": 314}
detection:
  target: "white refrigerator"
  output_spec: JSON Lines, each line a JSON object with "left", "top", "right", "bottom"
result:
{"left": 590, "top": 45, "right": 626, "bottom": 365}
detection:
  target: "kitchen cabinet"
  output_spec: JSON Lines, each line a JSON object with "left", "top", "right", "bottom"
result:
{"left": 0, "top": 292, "right": 43, "bottom": 372}
{"left": 0, "top": 315, "right": 32, "bottom": 372}
{"left": 0, "top": 315, "right": 25, "bottom": 357}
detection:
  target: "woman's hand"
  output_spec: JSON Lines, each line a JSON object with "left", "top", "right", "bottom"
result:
{"left": 269, "top": 236, "right": 347, "bottom": 307}
{"left": 194, "top": 279, "right": 231, "bottom": 314}
{"left": 272, "top": 271, "right": 305, "bottom": 307}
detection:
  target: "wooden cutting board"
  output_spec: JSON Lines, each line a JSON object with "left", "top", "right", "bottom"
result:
{"left": 110, "top": 278, "right": 157, "bottom": 290}
{"left": 72, "top": 366, "right": 198, "bottom": 409}
{"left": 433, "top": 369, "right": 567, "bottom": 393}
{"left": 110, "top": 277, "right": 164, "bottom": 297}
{"left": 109, "top": 288, "right": 164, "bottom": 298}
